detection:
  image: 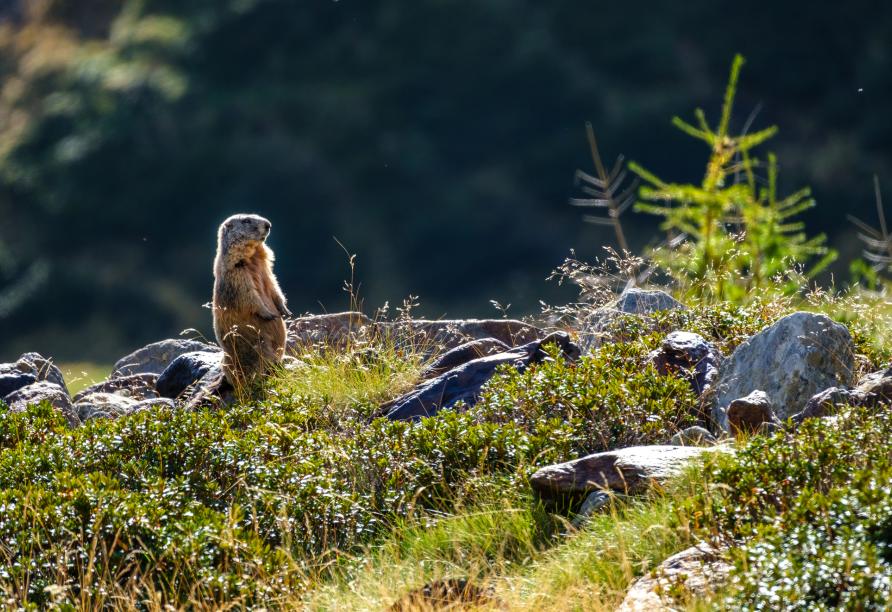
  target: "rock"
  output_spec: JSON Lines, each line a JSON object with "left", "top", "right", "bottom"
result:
{"left": 73, "top": 373, "right": 160, "bottom": 403}
{"left": 571, "top": 491, "right": 613, "bottom": 528}
{"left": 648, "top": 331, "right": 722, "bottom": 396}
{"left": 286, "top": 312, "right": 374, "bottom": 351}
{"left": 712, "top": 312, "right": 855, "bottom": 431}
{"left": 529, "top": 445, "right": 716, "bottom": 497}
{"left": 3, "top": 381, "right": 79, "bottom": 427}
{"left": 791, "top": 386, "right": 864, "bottom": 424}
{"left": 180, "top": 364, "right": 236, "bottom": 410}
{"left": 670, "top": 426, "right": 717, "bottom": 447}
{"left": 854, "top": 364, "right": 892, "bottom": 402}
{"left": 14, "top": 352, "right": 68, "bottom": 393}
{"left": 577, "top": 308, "right": 643, "bottom": 354}
{"left": 617, "top": 544, "right": 731, "bottom": 611}
{"left": 419, "top": 338, "right": 510, "bottom": 379}
{"left": 132, "top": 397, "right": 176, "bottom": 414}
{"left": 112, "top": 339, "right": 221, "bottom": 378}
{"left": 156, "top": 351, "right": 223, "bottom": 399}
{"left": 727, "top": 390, "right": 777, "bottom": 435}
{"left": 615, "top": 288, "right": 686, "bottom": 314}
{"left": 388, "top": 578, "right": 496, "bottom": 612}
{"left": 0, "top": 369, "right": 37, "bottom": 399}
{"left": 383, "top": 332, "right": 579, "bottom": 421}
{"left": 382, "top": 318, "right": 543, "bottom": 352}
{"left": 75, "top": 392, "right": 154, "bottom": 421}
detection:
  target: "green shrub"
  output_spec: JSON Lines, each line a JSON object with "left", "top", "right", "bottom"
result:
{"left": 690, "top": 406, "right": 892, "bottom": 609}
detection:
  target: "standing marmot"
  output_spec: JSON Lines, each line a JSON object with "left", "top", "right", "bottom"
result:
{"left": 213, "top": 214, "right": 291, "bottom": 387}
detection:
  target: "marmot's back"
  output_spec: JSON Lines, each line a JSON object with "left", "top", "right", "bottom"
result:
{"left": 212, "top": 214, "right": 290, "bottom": 387}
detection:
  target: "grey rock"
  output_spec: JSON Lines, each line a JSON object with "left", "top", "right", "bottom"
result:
{"left": 571, "top": 491, "right": 613, "bottom": 528}
{"left": 156, "top": 351, "right": 223, "bottom": 399}
{"left": 792, "top": 386, "right": 864, "bottom": 424}
{"left": 180, "top": 364, "right": 236, "bottom": 410}
{"left": 419, "top": 338, "right": 511, "bottom": 380}
{"left": 15, "top": 352, "right": 68, "bottom": 393}
{"left": 0, "top": 369, "right": 37, "bottom": 398}
{"left": 286, "top": 312, "right": 374, "bottom": 351}
{"left": 529, "top": 445, "right": 716, "bottom": 497}
{"left": 618, "top": 544, "right": 731, "bottom": 611}
{"left": 615, "top": 288, "right": 686, "bottom": 315}
{"left": 670, "top": 426, "right": 717, "bottom": 447}
{"left": 727, "top": 390, "right": 777, "bottom": 434}
{"left": 757, "top": 421, "right": 783, "bottom": 436}
{"left": 76, "top": 392, "right": 138, "bottom": 421}
{"left": 382, "top": 318, "right": 543, "bottom": 353}
{"left": 73, "top": 373, "right": 159, "bottom": 403}
{"left": 383, "top": 332, "right": 579, "bottom": 421}
{"left": 854, "top": 364, "right": 892, "bottom": 402}
{"left": 77, "top": 392, "right": 176, "bottom": 422}
{"left": 648, "top": 331, "right": 722, "bottom": 396}
{"left": 712, "top": 312, "right": 855, "bottom": 431}
{"left": 112, "top": 339, "right": 221, "bottom": 378}
{"left": 3, "top": 381, "right": 79, "bottom": 427}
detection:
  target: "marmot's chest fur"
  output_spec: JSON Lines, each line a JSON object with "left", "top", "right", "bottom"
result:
{"left": 212, "top": 214, "right": 290, "bottom": 387}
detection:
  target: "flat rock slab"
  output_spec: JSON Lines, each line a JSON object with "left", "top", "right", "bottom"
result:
{"left": 618, "top": 543, "right": 731, "bottom": 611}
{"left": 419, "top": 338, "right": 511, "bottom": 380}
{"left": 530, "top": 445, "right": 715, "bottom": 497}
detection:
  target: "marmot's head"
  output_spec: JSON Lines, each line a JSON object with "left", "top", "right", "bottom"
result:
{"left": 218, "top": 214, "right": 272, "bottom": 257}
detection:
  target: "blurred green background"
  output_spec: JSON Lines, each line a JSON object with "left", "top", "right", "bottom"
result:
{"left": 0, "top": 0, "right": 889, "bottom": 362}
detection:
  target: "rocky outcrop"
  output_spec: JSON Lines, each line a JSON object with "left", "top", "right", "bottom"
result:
{"left": 3, "top": 381, "right": 80, "bottom": 427}
{"left": 713, "top": 312, "right": 855, "bottom": 431}
{"left": 383, "top": 332, "right": 578, "bottom": 421}
{"left": 529, "top": 445, "right": 715, "bottom": 497}
{"left": 112, "top": 339, "right": 221, "bottom": 378}
{"left": 618, "top": 544, "right": 731, "bottom": 611}
{"left": 0, "top": 368, "right": 36, "bottom": 398}
{"left": 648, "top": 331, "right": 722, "bottom": 396}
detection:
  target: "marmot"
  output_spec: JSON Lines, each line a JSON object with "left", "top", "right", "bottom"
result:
{"left": 212, "top": 213, "right": 291, "bottom": 387}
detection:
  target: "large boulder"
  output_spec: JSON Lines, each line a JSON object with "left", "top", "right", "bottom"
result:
{"left": 73, "top": 373, "right": 160, "bottom": 403}
{"left": 648, "top": 331, "right": 722, "bottom": 396}
{"left": 112, "top": 339, "right": 221, "bottom": 378}
{"left": 156, "top": 351, "right": 224, "bottom": 399}
{"left": 383, "top": 332, "right": 578, "bottom": 421}
{"left": 529, "top": 445, "right": 716, "bottom": 497}
{"left": 3, "top": 381, "right": 80, "bottom": 427}
{"left": 712, "top": 312, "right": 855, "bottom": 431}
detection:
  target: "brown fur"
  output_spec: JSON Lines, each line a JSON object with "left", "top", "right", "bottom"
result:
{"left": 212, "top": 214, "right": 290, "bottom": 387}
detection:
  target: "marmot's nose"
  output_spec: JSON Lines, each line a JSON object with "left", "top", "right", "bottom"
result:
{"left": 262, "top": 220, "right": 271, "bottom": 231}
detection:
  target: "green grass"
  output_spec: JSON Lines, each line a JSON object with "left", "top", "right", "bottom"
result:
{"left": 56, "top": 362, "right": 112, "bottom": 395}
{"left": 1, "top": 297, "right": 889, "bottom": 610}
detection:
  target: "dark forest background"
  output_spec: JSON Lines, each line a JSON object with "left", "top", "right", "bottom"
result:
{"left": 0, "top": 0, "right": 890, "bottom": 361}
